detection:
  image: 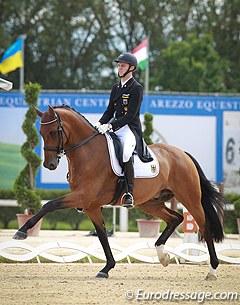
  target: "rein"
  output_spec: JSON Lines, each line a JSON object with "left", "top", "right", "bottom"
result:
{"left": 41, "top": 112, "right": 99, "bottom": 159}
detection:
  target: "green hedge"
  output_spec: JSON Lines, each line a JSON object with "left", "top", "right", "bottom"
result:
{"left": 0, "top": 205, "right": 237, "bottom": 233}
{"left": 0, "top": 190, "right": 239, "bottom": 233}
{"left": 0, "top": 189, "right": 69, "bottom": 200}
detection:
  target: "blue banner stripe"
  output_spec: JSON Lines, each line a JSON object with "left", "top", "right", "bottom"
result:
{"left": 0, "top": 93, "right": 240, "bottom": 114}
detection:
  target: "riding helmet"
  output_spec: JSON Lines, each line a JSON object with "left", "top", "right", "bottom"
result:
{"left": 114, "top": 52, "right": 138, "bottom": 69}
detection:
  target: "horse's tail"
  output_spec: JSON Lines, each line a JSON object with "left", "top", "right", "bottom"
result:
{"left": 185, "top": 152, "right": 226, "bottom": 242}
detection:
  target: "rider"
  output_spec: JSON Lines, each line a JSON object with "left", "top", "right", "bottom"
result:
{"left": 96, "top": 52, "right": 152, "bottom": 208}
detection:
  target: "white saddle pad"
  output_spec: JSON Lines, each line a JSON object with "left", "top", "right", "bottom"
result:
{"left": 105, "top": 133, "right": 159, "bottom": 178}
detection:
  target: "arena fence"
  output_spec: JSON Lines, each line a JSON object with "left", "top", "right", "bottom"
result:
{"left": 0, "top": 240, "right": 239, "bottom": 264}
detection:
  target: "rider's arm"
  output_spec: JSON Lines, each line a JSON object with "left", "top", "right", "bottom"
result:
{"left": 99, "top": 85, "right": 117, "bottom": 124}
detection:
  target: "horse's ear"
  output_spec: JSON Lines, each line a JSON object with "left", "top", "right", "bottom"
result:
{"left": 32, "top": 105, "right": 43, "bottom": 117}
{"left": 48, "top": 105, "right": 55, "bottom": 117}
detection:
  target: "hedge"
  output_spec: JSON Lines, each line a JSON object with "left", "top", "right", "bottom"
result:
{"left": 0, "top": 190, "right": 239, "bottom": 233}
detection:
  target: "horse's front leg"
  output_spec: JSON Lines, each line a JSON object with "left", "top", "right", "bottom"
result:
{"left": 12, "top": 197, "right": 65, "bottom": 240}
{"left": 85, "top": 207, "right": 116, "bottom": 278}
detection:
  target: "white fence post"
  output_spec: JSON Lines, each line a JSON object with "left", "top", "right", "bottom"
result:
{"left": 120, "top": 207, "right": 128, "bottom": 232}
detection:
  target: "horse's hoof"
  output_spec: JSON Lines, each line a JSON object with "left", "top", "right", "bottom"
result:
{"left": 96, "top": 272, "right": 109, "bottom": 278}
{"left": 12, "top": 231, "right": 28, "bottom": 240}
{"left": 160, "top": 253, "right": 170, "bottom": 267}
{"left": 205, "top": 272, "right": 217, "bottom": 281}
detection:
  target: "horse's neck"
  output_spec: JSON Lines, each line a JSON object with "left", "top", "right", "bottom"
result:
{"left": 63, "top": 111, "right": 95, "bottom": 146}
{"left": 65, "top": 120, "right": 110, "bottom": 187}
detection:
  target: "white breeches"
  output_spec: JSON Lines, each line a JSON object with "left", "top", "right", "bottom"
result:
{"left": 115, "top": 125, "right": 136, "bottom": 163}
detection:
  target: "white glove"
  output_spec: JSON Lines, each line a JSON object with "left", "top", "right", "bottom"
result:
{"left": 94, "top": 122, "right": 101, "bottom": 128}
{"left": 97, "top": 124, "right": 112, "bottom": 134}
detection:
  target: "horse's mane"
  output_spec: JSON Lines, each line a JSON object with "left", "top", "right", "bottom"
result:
{"left": 53, "top": 104, "right": 95, "bottom": 128}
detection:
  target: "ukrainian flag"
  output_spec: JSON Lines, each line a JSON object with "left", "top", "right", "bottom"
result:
{"left": 0, "top": 38, "right": 23, "bottom": 74}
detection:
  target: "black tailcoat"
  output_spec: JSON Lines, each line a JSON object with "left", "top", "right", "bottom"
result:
{"left": 99, "top": 77, "right": 152, "bottom": 162}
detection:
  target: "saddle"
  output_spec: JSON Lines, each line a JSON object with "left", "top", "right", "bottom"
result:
{"left": 106, "top": 132, "right": 159, "bottom": 178}
{"left": 105, "top": 132, "right": 159, "bottom": 205}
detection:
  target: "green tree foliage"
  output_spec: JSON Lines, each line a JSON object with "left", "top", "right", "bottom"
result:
{"left": 159, "top": 33, "right": 228, "bottom": 92}
{"left": 143, "top": 113, "right": 153, "bottom": 145}
{"left": 234, "top": 198, "right": 240, "bottom": 219}
{"left": 0, "top": 0, "right": 239, "bottom": 92}
{"left": 14, "top": 83, "right": 42, "bottom": 214}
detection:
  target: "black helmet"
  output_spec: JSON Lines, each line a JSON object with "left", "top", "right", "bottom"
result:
{"left": 114, "top": 52, "right": 138, "bottom": 70}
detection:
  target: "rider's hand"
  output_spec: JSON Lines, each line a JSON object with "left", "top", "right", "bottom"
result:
{"left": 94, "top": 122, "right": 101, "bottom": 128}
{"left": 97, "top": 124, "right": 112, "bottom": 134}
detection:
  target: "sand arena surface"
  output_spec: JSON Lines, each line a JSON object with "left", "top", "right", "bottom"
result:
{"left": 0, "top": 263, "right": 239, "bottom": 305}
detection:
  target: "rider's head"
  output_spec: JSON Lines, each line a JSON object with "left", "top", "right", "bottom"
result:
{"left": 114, "top": 52, "right": 138, "bottom": 78}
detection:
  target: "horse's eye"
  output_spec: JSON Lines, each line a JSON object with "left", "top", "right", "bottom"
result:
{"left": 50, "top": 130, "right": 58, "bottom": 138}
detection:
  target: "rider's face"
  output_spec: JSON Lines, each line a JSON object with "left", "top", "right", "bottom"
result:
{"left": 117, "top": 62, "right": 130, "bottom": 77}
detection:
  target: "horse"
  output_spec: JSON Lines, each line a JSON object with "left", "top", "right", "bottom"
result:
{"left": 13, "top": 105, "right": 226, "bottom": 280}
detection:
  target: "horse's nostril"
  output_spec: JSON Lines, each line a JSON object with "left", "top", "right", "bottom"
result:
{"left": 49, "top": 163, "right": 56, "bottom": 170}
{"left": 43, "top": 160, "right": 57, "bottom": 170}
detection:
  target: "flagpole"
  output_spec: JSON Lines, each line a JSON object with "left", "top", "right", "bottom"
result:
{"left": 132, "top": 38, "right": 149, "bottom": 112}
{"left": 19, "top": 34, "right": 26, "bottom": 93}
{"left": 144, "top": 37, "right": 149, "bottom": 113}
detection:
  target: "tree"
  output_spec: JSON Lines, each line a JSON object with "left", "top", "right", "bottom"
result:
{"left": 143, "top": 113, "right": 153, "bottom": 145}
{"left": 0, "top": 0, "right": 239, "bottom": 92}
{"left": 14, "top": 82, "right": 42, "bottom": 214}
{"left": 158, "top": 33, "right": 228, "bottom": 92}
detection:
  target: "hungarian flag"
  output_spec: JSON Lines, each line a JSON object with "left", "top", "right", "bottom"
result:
{"left": 131, "top": 38, "right": 148, "bottom": 71}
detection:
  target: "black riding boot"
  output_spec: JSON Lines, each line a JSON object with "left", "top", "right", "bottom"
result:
{"left": 122, "top": 157, "right": 135, "bottom": 209}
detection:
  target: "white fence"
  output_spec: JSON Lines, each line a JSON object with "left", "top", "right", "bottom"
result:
{"left": 0, "top": 240, "right": 239, "bottom": 264}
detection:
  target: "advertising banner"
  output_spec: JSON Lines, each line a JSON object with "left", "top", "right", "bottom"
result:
{"left": 0, "top": 92, "right": 239, "bottom": 192}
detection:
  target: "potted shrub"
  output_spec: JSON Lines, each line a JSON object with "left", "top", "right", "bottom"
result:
{"left": 14, "top": 82, "right": 42, "bottom": 236}
{"left": 136, "top": 113, "right": 161, "bottom": 237}
{"left": 234, "top": 198, "right": 240, "bottom": 237}
{"left": 136, "top": 218, "right": 161, "bottom": 237}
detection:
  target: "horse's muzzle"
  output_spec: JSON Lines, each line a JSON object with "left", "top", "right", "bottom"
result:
{"left": 43, "top": 159, "right": 58, "bottom": 170}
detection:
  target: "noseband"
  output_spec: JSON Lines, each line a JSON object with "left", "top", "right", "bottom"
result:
{"left": 41, "top": 112, "right": 99, "bottom": 160}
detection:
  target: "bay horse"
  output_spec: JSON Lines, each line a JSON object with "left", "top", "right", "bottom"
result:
{"left": 13, "top": 105, "right": 226, "bottom": 280}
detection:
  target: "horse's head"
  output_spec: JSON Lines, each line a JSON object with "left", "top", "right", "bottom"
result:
{"left": 34, "top": 105, "right": 67, "bottom": 170}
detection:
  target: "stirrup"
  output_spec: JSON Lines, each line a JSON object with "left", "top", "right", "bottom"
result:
{"left": 121, "top": 192, "right": 134, "bottom": 209}
{"left": 76, "top": 208, "right": 84, "bottom": 213}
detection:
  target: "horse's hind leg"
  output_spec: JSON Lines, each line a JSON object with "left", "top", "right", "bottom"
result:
{"left": 138, "top": 200, "right": 183, "bottom": 266}
{"left": 204, "top": 221, "right": 219, "bottom": 280}
{"left": 85, "top": 207, "right": 115, "bottom": 278}
{"left": 177, "top": 195, "right": 219, "bottom": 280}
{"left": 190, "top": 210, "right": 219, "bottom": 280}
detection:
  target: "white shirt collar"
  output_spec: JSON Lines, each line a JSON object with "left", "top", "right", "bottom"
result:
{"left": 121, "top": 76, "right": 133, "bottom": 88}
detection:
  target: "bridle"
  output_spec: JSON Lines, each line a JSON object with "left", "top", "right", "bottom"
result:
{"left": 41, "top": 111, "right": 99, "bottom": 160}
